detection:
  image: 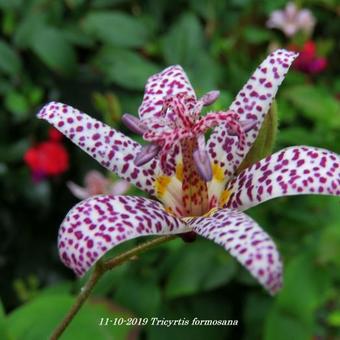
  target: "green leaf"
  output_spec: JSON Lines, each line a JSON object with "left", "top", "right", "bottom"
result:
{"left": 318, "top": 223, "right": 340, "bottom": 266}
{"left": 7, "top": 294, "right": 134, "bottom": 340}
{"left": 115, "top": 277, "right": 161, "bottom": 316}
{"left": 264, "top": 306, "right": 311, "bottom": 340}
{"left": 13, "top": 12, "right": 47, "bottom": 48}
{"left": 62, "top": 26, "right": 95, "bottom": 48}
{"left": 4, "top": 92, "right": 30, "bottom": 121}
{"left": 94, "top": 47, "right": 159, "bottom": 90}
{"left": 162, "top": 13, "right": 204, "bottom": 67}
{"left": 242, "top": 26, "right": 272, "bottom": 44}
{"left": 30, "top": 27, "right": 76, "bottom": 74}
{"left": 277, "top": 127, "right": 331, "bottom": 150}
{"left": 90, "top": 263, "right": 129, "bottom": 296}
{"left": 161, "top": 13, "right": 220, "bottom": 91}
{"left": 0, "top": 139, "right": 29, "bottom": 162}
{"left": 146, "top": 293, "right": 232, "bottom": 340}
{"left": 91, "top": 0, "right": 131, "bottom": 8}
{"left": 0, "top": 300, "right": 12, "bottom": 340}
{"left": 277, "top": 252, "right": 331, "bottom": 322}
{"left": 186, "top": 53, "right": 220, "bottom": 93}
{"left": 92, "top": 0, "right": 130, "bottom": 8}
{"left": 165, "top": 240, "right": 236, "bottom": 298}
{"left": 189, "top": 0, "right": 226, "bottom": 20}
{"left": 0, "top": 0, "right": 23, "bottom": 10}
{"left": 82, "top": 11, "right": 149, "bottom": 47}
{"left": 244, "top": 293, "right": 272, "bottom": 339}
{"left": 283, "top": 85, "right": 340, "bottom": 128}
{"left": 327, "top": 310, "right": 340, "bottom": 327}
{"left": 237, "top": 101, "right": 278, "bottom": 174}
{"left": 0, "top": 80, "right": 12, "bottom": 95}
{"left": 27, "top": 86, "right": 44, "bottom": 105}
{"left": 64, "top": 0, "right": 86, "bottom": 8}
{"left": 92, "top": 92, "right": 122, "bottom": 127}
{"left": 0, "top": 40, "right": 21, "bottom": 76}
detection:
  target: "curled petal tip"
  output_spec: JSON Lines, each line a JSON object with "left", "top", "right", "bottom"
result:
{"left": 193, "top": 149, "right": 213, "bottom": 181}
{"left": 201, "top": 90, "right": 220, "bottom": 106}
{"left": 37, "top": 101, "right": 57, "bottom": 119}
{"left": 122, "top": 113, "right": 147, "bottom": 135}
{"left": 134, "top": 143, "right": 161, "bottom": 166}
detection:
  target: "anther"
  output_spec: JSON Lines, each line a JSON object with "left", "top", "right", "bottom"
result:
{"left": 193, "top": 149, "right": 213, "bottom": 181}
{"left": 134, "top": 143, "right": 161, "bottom": 166}
{"left": 201, "top": 90, "right": 220, "bottom": 106}
{"left": 228, "top": 119, "right": 257, "bottom": 136}
{"left": 122, "top": 113, "right": 147, "bottom": 135}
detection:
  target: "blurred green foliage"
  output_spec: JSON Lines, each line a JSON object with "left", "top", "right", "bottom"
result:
{"left": 0, "top": 0, "right": 339, "bottom": 339}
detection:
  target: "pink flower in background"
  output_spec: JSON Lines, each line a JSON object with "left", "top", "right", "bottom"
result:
{"left": 67, "top": 170, "right": 130, "bottom": 199}
{"left": 37, "top": 49, "right": 339, "bottom": 295}
{"left": 267, "top": 2, "right": 315, "bottom": 37}
{"left": 291, "top": 41, "right": 327, "bottom": 74}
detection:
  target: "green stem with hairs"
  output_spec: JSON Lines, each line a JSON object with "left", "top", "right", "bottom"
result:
{"left": 49, "top": 235, "right": 176, "bottom": 340}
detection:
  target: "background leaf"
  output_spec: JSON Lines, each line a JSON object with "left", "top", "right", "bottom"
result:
{"left": 0, "top": 300, "right": 11, "bottom": 340}
{"left": 165, "top": 240, "right": 237, "bottom": 298}
{"left": 30, "top": 28, "right": 76, "bottom": 74}
{"left": 162, "top": 13, "right": 204, "bottom": 66}
{"left": 237, "top": 101, "right": 278, "bottom": 173}
{"left": 283, "top": 85, "right": 340, "bottom": 128}
{"left": 82, "top": 11, "right": 150, "bottom": 47}
{"left": 7, "top": 293, "right": 134, "bottom": 340}
{"left": 0, "top": 40, "right": 21, "bottom": 76}
{"left": 94, "top": 47, "right": 159, "bottom": 90}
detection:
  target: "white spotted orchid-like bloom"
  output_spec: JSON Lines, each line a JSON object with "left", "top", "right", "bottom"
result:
{"left": 38, "top": 50, "right": 340, "bottom": 295}
{"left": 267, "top": 2, "right": 316, "bottom": 38}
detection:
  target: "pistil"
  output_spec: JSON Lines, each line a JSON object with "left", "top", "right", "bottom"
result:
{"left": 122, "top": 92, "right": 256, "bottom": 185}
{"left": 181, "top": 138, "right": 209, "bottom": 216}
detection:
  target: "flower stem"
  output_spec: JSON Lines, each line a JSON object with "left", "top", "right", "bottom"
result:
{"left": 49, "top": 235, "right": 176, "bottom": 340}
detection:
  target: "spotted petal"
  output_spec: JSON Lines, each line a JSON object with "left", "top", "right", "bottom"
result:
{"left": 225, "top": 146, "right": 340, "bottom": 211}
{"left": 59, "top": 195, "right": 190, "bottom": 276}
{"left": 138, "top": 65, "right": 196, "bottom": 121}
{"left": 187, "top": 209, "right": 282, "bottom": 294}
{"left": 207, "top": 49, "right": 298, "bottom": 180}
{"left": 38, "top": 102, "right": 160, "bottom": 195}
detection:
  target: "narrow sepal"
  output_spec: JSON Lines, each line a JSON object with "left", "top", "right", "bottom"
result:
{"left": 226, "top": 146, "right": 340, "bottom": 210}
{"left": 207, "top": 49, "right": 298, "bottom": 179}
{"left": 38, "top": 102, "right": 161, "bottom": 195}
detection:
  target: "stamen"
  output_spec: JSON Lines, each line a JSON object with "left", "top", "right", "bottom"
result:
{"left": 134, "top": 143, "right": 161, "bottom": 166}
{"left": 131, "top": 91, "right": 254, "bottom": 182}
{"left": 228, "top": 119, "right": 257, "bottom": 135}
{"left": 201, "top": 90, "right": 220, "bottom": 106}
{"left": 122, "top": 113, "right": 147, "bottom": 135}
